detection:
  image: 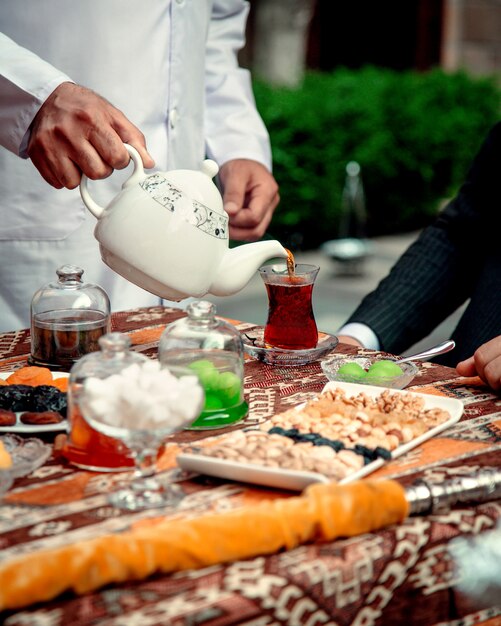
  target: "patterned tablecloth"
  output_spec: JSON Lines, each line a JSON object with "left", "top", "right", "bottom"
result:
{"left": 0, "top": 306, "right": 500, "bottom": 626}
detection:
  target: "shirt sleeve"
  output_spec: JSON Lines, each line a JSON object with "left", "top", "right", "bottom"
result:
{"left": 0, "top": 32, "right": 73, "bottom": 157}
{"left": 203, "top": 1, "right": 272, "bottom": 170}
{"left": 337, "top": 322, "right": 381, "bottom": 350}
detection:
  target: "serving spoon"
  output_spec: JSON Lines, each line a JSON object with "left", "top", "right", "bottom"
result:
{"left": 395, "top": 339, "right": 455, "bottom": 364}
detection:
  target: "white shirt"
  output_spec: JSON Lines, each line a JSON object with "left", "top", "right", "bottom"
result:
{"left": 337, "top": 322, "right": 381, "bottom": 350}
{"left": 0, "top": 0, "right": 271, "bottom": 331}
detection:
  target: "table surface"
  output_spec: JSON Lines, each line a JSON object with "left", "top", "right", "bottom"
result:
{"left": 0, "top": 306, "right": 500, "bottom": 626}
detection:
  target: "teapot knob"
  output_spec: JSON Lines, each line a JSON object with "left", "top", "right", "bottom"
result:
{"left": 201, "top": 160, "right": 219, "bottom": 179}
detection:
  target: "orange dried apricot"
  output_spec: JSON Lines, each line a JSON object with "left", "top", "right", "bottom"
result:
{"left": 51, "top": 377, "right": 69, "bottom": 393}
{"left": 0, "top": 379, "right": 8, "bottom": 386}
{"left": 6, "top": 366, "right": 54, "bottom": 387}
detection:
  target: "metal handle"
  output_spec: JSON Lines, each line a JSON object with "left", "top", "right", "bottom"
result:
{"left": 406, "top": 469, "right": 501, "bottom": 515}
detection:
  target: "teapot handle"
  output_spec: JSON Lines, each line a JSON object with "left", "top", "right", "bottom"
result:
{"left": 79, "top": 144, "right": 146, "bottom": 219}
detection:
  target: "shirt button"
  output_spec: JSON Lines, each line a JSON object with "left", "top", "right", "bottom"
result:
{"left": 176, "top": 0, "right": 184, "bottom": 4}
{"left": 169, "top": 108, "right": 179, "bottom": 128}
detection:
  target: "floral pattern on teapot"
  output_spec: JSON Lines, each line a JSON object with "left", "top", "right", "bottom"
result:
{"left": 193, "top": 200, "right": 228, "bottom": 239}
{"left": 140, "top": 174, "right": 228, "bottom": 240}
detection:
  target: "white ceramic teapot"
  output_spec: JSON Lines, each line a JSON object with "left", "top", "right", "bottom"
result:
{"left": 79, "top": 144, "right": 288, "bottom": 301}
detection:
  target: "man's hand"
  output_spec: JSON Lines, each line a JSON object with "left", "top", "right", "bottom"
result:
{"left": 456, "top": 336, "right": 501, "bottom": 391}
{"left": 27, "top": 82, "right": 155, "bottom": 189}
{"left": 218, "top": 159, "right": 279, "bottom": 241}
{"left": 337, "top": 335, "right": 364, "bottom": 348}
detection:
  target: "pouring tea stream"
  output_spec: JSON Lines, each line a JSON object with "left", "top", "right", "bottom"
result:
{"left": 80, "top": 144, "right": 288, "bottom": 301}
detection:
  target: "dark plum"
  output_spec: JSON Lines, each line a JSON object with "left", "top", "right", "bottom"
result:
{"left": 30, "top": 385, "right": 67, "bottom": 417}
{"left": 0, "top": 385, "right": 34, "bottom": 411}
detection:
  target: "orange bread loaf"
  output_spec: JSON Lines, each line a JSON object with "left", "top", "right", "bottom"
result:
{"left": 0, "top": 479, "right": 408, "bottom": 611}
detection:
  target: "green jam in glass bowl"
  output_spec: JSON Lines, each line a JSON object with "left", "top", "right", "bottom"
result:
{"left": 321, "top": 355, "right": 419, "bottom": 389}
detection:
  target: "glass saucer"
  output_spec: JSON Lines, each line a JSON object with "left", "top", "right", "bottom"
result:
{"left": 242, "top": 326, "right": 339, "bottom": 366}
{"left": 0, "top": 470, "right": 13, "bottom": 498}
{"left": 1, "top": 434, "right": 52, "bottom": 479}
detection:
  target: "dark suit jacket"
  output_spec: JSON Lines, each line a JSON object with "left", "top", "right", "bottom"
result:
{"left": 343, "top": 122, "right": 501, "bottom": 367}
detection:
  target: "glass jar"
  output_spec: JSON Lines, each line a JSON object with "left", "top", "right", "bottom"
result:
{"left": 63, "top": 332, "right": 149, "bottom": 471}
{"left": 158, "top": 300, "right": 248, "bottom": 429}
{"left": 29, "top": 265, "right": 110, "bottom": 372}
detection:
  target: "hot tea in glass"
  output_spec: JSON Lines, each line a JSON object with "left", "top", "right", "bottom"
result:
{"left": 259, "top": 263, "right": 319, "bottom": 350}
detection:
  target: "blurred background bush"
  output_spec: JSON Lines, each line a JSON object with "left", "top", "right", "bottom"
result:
{"left": 253, "top": 66, "right": 500, "bottom": 250}
{"left": 242, "top": 0, "right": 501, "bottom": 250}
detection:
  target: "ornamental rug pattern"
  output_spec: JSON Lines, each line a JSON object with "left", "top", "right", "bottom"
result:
{"left": 0, "top": 308, "right": 500, "bottom": 626}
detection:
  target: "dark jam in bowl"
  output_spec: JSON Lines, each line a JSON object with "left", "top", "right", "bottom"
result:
{"left": 30, "top": 309, "right": 109, "bottom": 371}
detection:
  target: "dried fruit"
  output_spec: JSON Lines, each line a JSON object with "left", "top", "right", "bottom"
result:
{"left": 0, "top": 369, "right": 68, "bottom": 424}
{"left": 20, "top": 411, "right": 64, "bottom": 425}
{"left": 0, "top": 409, "right": 16, "bottom": 426}
{"left": 0, "top": 385, "right": 34, "bottom": 412}
{"left": 30, "top": 385, "right": 67, "bottom": 417}
{"left": 0, "top": 440, "right": 12, "bottom": 468}
{"left": 51, "top": 377, "right": 69, "bottom": 393}
{"left": 6, "top": 366, "right": 53, "bottom": 387}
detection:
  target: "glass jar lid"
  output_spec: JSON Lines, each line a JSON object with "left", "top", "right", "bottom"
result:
{"left": 69, "top": 332, "right": 149, "bottom": 382}
{"left": 158, "top": 300, "right": 243, "bottom": 356}
{"left": 31, "top": 265, "right": 110, "bottom": 318}
{"left": 158, "top": 300, "right": 247, "bottom": 430}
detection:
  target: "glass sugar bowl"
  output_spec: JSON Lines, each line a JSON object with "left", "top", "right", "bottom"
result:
{"left": 29, "top": 265, "right": 110, "bottom": 372}
{"left": 63, "top": 332, "right": 148, "bottom": 471}
{"left": 158, "top": 300, "right": 248, "bottom": 429}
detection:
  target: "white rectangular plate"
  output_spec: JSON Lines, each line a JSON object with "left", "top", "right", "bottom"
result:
{"left": 177, "top": 380, "right": 464, "bottom": 491}
{"left": 0, "top": 371, "right": 68, "bottom": 434}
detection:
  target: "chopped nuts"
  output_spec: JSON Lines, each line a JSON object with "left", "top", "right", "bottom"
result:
{"left": 186, "top": 387, "right": 451, "bottom": 482}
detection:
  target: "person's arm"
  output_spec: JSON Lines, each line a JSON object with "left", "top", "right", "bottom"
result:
{"left": 336, "top": 335, "right": 363, "bottom": 347}
{"left": 341, "top": 204, "right": 477, "bottom": 355}
{"left": 341, "top": 123, "right": 501, "bottom": 355}
{"left": 0, "top": 32, "right": 72, "bottom": 156}
{"left": 0, "top": 33, "right": 154, "bottom": 189}
{"left": 204, "top": 1, "right": 279, "bottom": 241}
{"left": 457, "top": 336, "right": 501, "bottom": 391}
{"left": 27, "top": 83, "right": 154, "bottom": 189}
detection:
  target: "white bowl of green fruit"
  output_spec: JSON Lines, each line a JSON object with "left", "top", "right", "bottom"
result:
{"left": 320, "top": 354, "right": 419, "bottom": 389}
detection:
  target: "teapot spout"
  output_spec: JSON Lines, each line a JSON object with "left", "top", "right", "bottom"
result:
{"left": 209, "top": 240, "right": 288, "bottom": 297}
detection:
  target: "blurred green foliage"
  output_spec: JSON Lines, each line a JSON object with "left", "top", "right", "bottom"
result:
{"left": 253, "top": 67, "right": 501, "bottom": 249}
